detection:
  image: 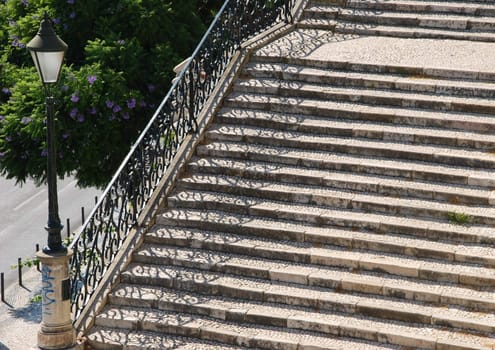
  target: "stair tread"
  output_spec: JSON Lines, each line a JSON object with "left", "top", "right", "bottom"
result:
{"left": 124, "top": 254, "right": 495, "bottom": 310}
{"left": 177, "top": 174, "right": 495, "bottom": 221}
{"left": 117, "top": 268, "right": 495, "bottom": 348}
{"left": 110, "top": 283, "right": 495, "bottom": 334}
{"left": 86, "top": 326, "right": 248, "bottom": 350}
{"left": 243, "top": 61, "right": 495, "bottom": 97}
{"left": 147, "top": 223, "right": 495, "bottom": 270}
{"left": 225, "top": 92, "right": 495, "bottom": 129}
{"left": 95, "top": 308, "right": 405, "bottom": 350}
{"left": 136, "top": 234, "right": 495, "bottom": 283}
{"left": 206, "top": 123, "right": 495, "bottom": 166}
{"left": 197, "top": 141, "right": 495, "bottom": 187}
{"left": 218, "top": 107, "right": 495, "bottom": 148}
{"left": 302, "top": 18, "right": 495, "bottom": 40}
{"left": 234, "top": 77, "right": 495, "bottom": 108}
{"left": 338, "top": 0, "right": 495, "bottom": 11}
{"left": 189, "top": 156, "right": 492, "bottom": 201}
{"left": 307, "top": 6, "right": 495, "bottom": 22}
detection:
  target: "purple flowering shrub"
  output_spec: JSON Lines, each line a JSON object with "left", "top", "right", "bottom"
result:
{"left": 0, "top": 0, "right": 220, "bottom": 188}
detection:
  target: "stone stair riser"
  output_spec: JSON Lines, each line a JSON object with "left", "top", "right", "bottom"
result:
{"left": 223, "top": 98, "right": 495, "bottom": 134}
{"left": 197, "top": 144, "right": 495, "bottom": 189}
{"left": 107, "top": 288, "right": 495, "bottom": 338}
{"left": 233, "top": 81, "right": 495, "bottom": 115}
{"left": 205, "top": 130, "right": 495, "bottom": 169}
{"left": 216, "top": 113, "right": 495, "bottom": 150}
{"left": 187, "top": 159, "right": 492, "bottom": 206}
{"left": 161, "top": 201, "right": 495, "bottom": 246}
{"left": 175, "top": 180, "right": 495, "bottom": 225}
{"left": 242, "top": 67, "right": 495, "bottom": 99}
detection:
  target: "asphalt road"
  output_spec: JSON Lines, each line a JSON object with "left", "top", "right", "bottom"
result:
{"left": 0, "top": 176, "right": 100, "bottom": 289}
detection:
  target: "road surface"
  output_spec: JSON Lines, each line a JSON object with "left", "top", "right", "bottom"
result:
{"left": 0, "top": 176, "right": 100, "bottom": 289}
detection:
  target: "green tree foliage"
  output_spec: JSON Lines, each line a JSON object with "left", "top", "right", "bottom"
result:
{"left": 0, "top": 0, "right": 220, "bottom": 188}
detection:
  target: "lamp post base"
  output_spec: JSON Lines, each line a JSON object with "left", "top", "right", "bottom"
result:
{"left": 36, "top": 249, "right": 78, "bottom": 350}
{"left": 38, "top": 326, "right": 76, "bottom": 350}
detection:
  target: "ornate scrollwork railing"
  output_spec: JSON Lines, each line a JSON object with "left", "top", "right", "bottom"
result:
{"left": 69, "top": 0, "right": 294, "bottom": 321}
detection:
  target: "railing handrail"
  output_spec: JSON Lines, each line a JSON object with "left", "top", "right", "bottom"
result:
{"left": 69, "top": 0, "right": 294, "bottom": 321}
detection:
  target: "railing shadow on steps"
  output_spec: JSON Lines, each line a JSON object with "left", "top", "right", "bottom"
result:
{"left": 68, "top": 0, "right": 296, "bottom": 325}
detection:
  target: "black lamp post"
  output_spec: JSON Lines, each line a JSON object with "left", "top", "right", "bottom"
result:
{"left": 27, "top": 13, "right": 68, "bottom": 254}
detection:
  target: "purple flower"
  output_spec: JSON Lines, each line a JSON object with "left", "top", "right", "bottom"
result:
{"left": 6, "top": 136, "right": 12, "bottom": 142}
{"left": 147, "top": 84, "right": 155, "bottom": 92}
{"left": 41, "top": 149, "right": 48, "bottom": 157}
{"left": 69, "top": 11, "right": 75, "bottom": 19}
{"left": 70, "top": 94, "right": 79, "bottom": 103}
{"left": 89, "top": 107, "right": 97, "bottom": 115}
{"left": 127, "top": 98, "right": 136, "bottom": 109}
{"left": 70, "top": 108, "right": 78, "bottom": 119}
{"left": 106, "top": 100, "right": 114, "bottom": 108}
{"left": 67, "top": 0, "right": 74, "bottom": 4}
{"left": 87, "top": 75, "right": 97, "bottom": 85}
{"left": 0, "top": 152, "right": 4, "bottom": 159}
{"left": 122, "top": 112, "right": 130, "bottom": 120}
{"left": 112, "top": 105, "right": 121, "bottom": 113}
{"left": 140, "top": 100, "right": 147, "bottom": 107}
{"left": 62, "top": 132, "right": 70, "bottom": 139}
{"left": 21, "top": 117, "right": 32, "bottom": 124}
{"left": 2, "top": 87, "right": 9, "bottom": 94}
{"left": 0, "top": 115, "right": 4, "bottom": 123}
{"left": 52, "top": 18, "right": 60, "bottom": 24}
{"left": 77, "top": 114, "right": 84, "bottom": 123}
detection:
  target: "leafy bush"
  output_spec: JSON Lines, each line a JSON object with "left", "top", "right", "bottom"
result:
{"left": 0, "top": 0, "right": 220, "bottom": 188}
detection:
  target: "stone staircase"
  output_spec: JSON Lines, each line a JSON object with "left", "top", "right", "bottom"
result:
{"left": 85, "top": 1, "right": 495, "bottom": 349}
{"left": 300, "top": 0, "right": 495, "bottom": 41}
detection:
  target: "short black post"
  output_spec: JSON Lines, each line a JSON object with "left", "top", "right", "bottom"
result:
{"left": 95, "top": 196, "right": 98, "bottom": 204}
{"left": 81, "top": 206, "right": 85, "bottom": 224}
{"left": 1, "top": 272, "right": 5, "bottom": 303}
{"left": 36, "top": 244, "right": 41, "bottom": 272}
{"left": 66, "top": 218, "right": 70, "bottom": 238}
{"left": 18, "top": 257, "right": 22, "bottom": 286}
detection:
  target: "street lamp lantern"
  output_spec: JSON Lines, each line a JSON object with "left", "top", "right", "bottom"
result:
{"left": 27, "top": 13, "right": 67, "bottom": 85}
{"left": 28, "top": 14, "right": 78, "bottom": 350}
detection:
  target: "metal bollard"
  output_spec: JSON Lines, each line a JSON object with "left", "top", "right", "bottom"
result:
{"left": 1, "top": 272, "right": 4, "bottom": 303}
{"left": 36, "top": 244, "right": 41, "bottom": 272}
{"left": 18, "top": 257, "right": 22, "bottom": 286}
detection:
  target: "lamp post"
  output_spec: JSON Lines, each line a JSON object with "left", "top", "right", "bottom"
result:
{"left": 27, "top": 14, "right": 77, "bottom": 350}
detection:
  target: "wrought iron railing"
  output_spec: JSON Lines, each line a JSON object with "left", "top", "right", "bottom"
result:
{"left": 69, "top": 0, "right": 294, "bottom": 321}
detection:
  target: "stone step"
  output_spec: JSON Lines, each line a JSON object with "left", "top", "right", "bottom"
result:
{"left": 86, "top": 326, "right": 249, "bottom": 350}
{"left": 217, "top": 107, "right": 495, "bottom": 150}
{"left": 251, "top": 53, "right": 495, "bottom": 82}
{"left": 303, "top": 6, "right": 495, "bottom": 31}
{"left": 242, "top": 61, "right": 495, "bottom": 98}
{"left": 146, "top": 224, "right": 495, "bottom": 275}
{"left": 110, "top": 283, "right": 495, "bottom": 338}
{"left": 136, "top": 230, "right": 495, "bottom": 286}
{"left": 124, "top": 254, "right": 495, "bottom": 313}
{"left": 161, "top": 198, "right": 495, "bottom": 245}
{"left": 233, "top": 78, "right": 495, "bottom": 114}
{"left": 116, "top": 269, "right": 495, "bottom": 349}
{"left": 224, "top": 92, "right": 495, "bottom": 134}
{"left": 187, "top": 157, "right": 493, "bottom": 205}
{"left": 318, "top": 0, "right": 495, "bottom": 16}
{"left": 205, "top": 123, "right": 495, "bottom": 169}
{"left": 176, "top": 174, "right": 495, "bottom": 225}
{"left": 94, "top": 307, "right": 406, "bottom": 350}
{"left": 298, "top": 18, "right": 495, "bottom": 41}
{"left": 196, "top": 141, "right": 495, "bottom": 188}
